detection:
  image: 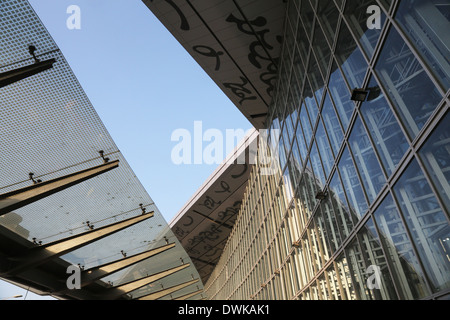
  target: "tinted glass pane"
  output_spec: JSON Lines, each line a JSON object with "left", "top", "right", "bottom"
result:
{"left": 348, "top": 116, "right": 386, "bottom": 204}
{"left": 419, "top": 110, "right": 450, "bottom": 211}
{"left": 338, "top": 147, "right": 369, "bottom": 220}
{"left": 344, "top": 0, "right": 386, "bottom": 59}
{"left": 360, "top": 76, "right": 409, "bottom": 176}
{"left": 329, "top": 171, "right": 354, "bottom": 240}
{"left": 316, "top": 0, "right": 340, "bottom": 45}
{"left": 328, "top": 60, "right": 354, "bottom": 131}
{"left": 374, "top": 194, "right": 431, "bottom": 299}
{"left": 394, "top": 159, "right": 450, "bottom": 292}
{"left": 374, "top": 27, "right": 442, "bottom": 139}
{"left": 395, "top": 0, "right": 450, "bottom": 89}
{"left": 321, "top": 91, "right": 344, "bottom": 156}
{"left": 315, "top": 119, "right": 334, "bottom": 179}
{"left": 335, "top": 21, "right": 369, "bottom": 90}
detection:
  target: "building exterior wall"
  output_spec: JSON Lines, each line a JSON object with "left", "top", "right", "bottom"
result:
{"left": 204, "top": 0, "right": 450, "bottom": 300}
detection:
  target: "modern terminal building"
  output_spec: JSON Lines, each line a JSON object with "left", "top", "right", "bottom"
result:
{"left": 146, "top": 0, "right": 450, "bottom": 300}
{"left": 1, "top": 0, "right": 449, "bottom": 301}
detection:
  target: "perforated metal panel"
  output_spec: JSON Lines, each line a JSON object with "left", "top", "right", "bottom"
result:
{"left": 0, "top": 0, "right": 203, "bottom": 300}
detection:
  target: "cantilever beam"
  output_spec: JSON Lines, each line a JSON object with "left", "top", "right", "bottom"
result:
{"left": 137, "top": 279, "right": 199, "bottom": 300}
{"left": 0, "top": 160, "right": 119, "bottom": 216}
{"left": 0, "top": 58, "right": 56, "bottom": 88}
{"left": 79, "top": 243, "right": 176, "bottom": 289}
{"left": 107, "top": 263, "right": 191, "bottom": 299}
{"left": 4, "top": 211, "right": 153, "bottom": 276}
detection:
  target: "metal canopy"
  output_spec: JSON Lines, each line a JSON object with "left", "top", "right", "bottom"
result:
{"left": 0, "top": 0, "right": 203, "bottom": 300}
{"left": 170, "top": 130, "right": 259, "bottom": 284}
{"left": 143, "top": 0, "right": 287, "bottom": 129}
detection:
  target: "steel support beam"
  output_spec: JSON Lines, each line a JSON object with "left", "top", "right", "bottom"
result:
{"left": 3, "top": 211, "right": 153, "bottom": 276}
{"left": 107, "top": 263, "right": 191, "bottom": 299}
{"left": 0, "top": 160, "right": 119, "bottom": 216}
{"left": 0, "top": 58, "right": 56, "bottom": 88}
{"left": 137, "top": 279, "right": 199, "bottom": 300}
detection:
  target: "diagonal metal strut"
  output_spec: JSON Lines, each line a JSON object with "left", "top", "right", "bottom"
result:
{"left": 3, "top": 211, "right": 153, "bottom": 276}
{"left": 107, "top": 263, "right": 191, "bottom": 299}
{"left": 0, "top": 160, "right": 119, "bottom": 216}
{"left": 137, "top": 279, "right": 199, "bottom": 300}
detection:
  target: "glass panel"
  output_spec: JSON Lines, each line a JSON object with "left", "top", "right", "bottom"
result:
{"left": 314, "top": 209, "right": 332, "bottom": 263}
{"left": 321, "top": 194, "right": 342, "bottom": 253}
{"left": 329, "top": 171, "right": 354, "bottom": 240}
{"left": 419, "top": 110, "right": 450, "bottom": 212}
{"left": 348, "top": 116, "right": 386, "bottom": 204}
{"left": 338, "top": 147, "right": 369, "bottom": 221}
{"left": 304, "top": 78, "right": 320, "bottom": 126}
{"left": 299, "top": 101, "right": 313, "bottom": 148}
{"left": 310, "top": 141, "right": 326, "bottom": 188}
{"left": 345, "top": 238, "right": 369, "bottom": 300}
{"left": 316, "top": 0, "right": 340, "bottom": 46}
{"left": 394, "top": 159, "right": 450, "bottom": 293}
{"left": 312, "top": 19, "right": 332, "bottom": 78}
{"left": 315, "top": 119, "right": 334, "bottom": 179}
{"left": 395, "top": 0, "right": 450, "bottom": 89}
{"left": 360, "top": 76, "right": 409, "bottom": 176}
{"left": 335, "top": 253, "right": 356, "bottom": 300}
{"left": 374, "top": 193, "right": 431, "bottom": 299}
{"left": 307, "top": 58, "right": 325, "bottom": 107}
{"left": 374, "top": 27, "right": 442, "bottom": 139}
{"left": 335, "top": 21, "right": 369, "bottom": 90}
{"left": 358, "top": 218, "right": 398, "bottom": 300}
{"left": 328, "top": 264, "right": 342, "bottom": 300}
{"left": 299, "top": 0, "right": 315, "bottom": 41}
{"left": 328, "top": 60, "right": 355, "bottom": 131}
{"left": 344, "top": 0, "right": 386, "bottom": 59}
{"left": 321, "top": 91, "right": 344, "bottom": 156}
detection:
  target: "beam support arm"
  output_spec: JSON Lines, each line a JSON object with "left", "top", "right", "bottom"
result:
{"left": 137, "top": 279, "right": 199, "bottom": 300}
{"left": 0, "top": 160, "right": 119, "bottom": 217}
{"left": 107, "top": 263, "right": 191, "bottom": 299}
{"left": 3, "top": 211, "right": 153, "bottom": 276}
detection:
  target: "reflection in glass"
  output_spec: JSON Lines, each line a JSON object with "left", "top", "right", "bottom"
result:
{"left": 395, "top": 0, "right": 450, "bottom": 89}
{"left": 315, "top": 119, "right": 334, "bottom": 179}
{"left": 338, "top": 147, "right": 368, "bottom": 220}
{"left": 335, "top": 253, "right": 355, "bottom": 300}
{"left": 344, "top": 0, "right": 386, "bottom": 59}
{"left": 321, "top": 91, "right": 344, "bottom": 156}
{"left": 419, "top": 111, "right": 450, "bottom": 212}
{"left": 328, "top": 60, "right": 354, "bottom": 131}
{"left": 374, "top": 28, "right": 442, "bottom": 139}
{"left": 321, "top": 194, "right": 342, "bottom": 253}
{"left": 357, "top": 218, "right": 398, "bottom": 299}
{"left": 360, "top": 76, "right": 409, "bottom": 176}
{"left": 374, "top": 193, "right": 431, "bottom": 299}
{"left": 329, "top": 171, "right": 354, "bottom": 240}
{"left": 348, "top": 116, "right": 386, "bottom": 204}
{"left": 394, "top": 159, "right": 450, "bottom": 293}
{"left": 335, "top": 21, "right": 368, "bottom": 90}
{"left": 316, "top": 0, "right": 340, "bottom": 46}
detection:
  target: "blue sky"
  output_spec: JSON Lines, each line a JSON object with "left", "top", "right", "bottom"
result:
{"left": 0, "top": 0, "right": 252, "bottom": 300}
{"left": 29, "top": 0, "right": 252, "bottom": 222}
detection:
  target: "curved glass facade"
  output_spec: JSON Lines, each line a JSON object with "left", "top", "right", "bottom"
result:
{"left": 204, "top": 0, "right": 449, "bottom": 300}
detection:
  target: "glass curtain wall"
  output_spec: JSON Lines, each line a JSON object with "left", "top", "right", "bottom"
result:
{"left": 204, "top": 0, "right": 449, "bottom": 300}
